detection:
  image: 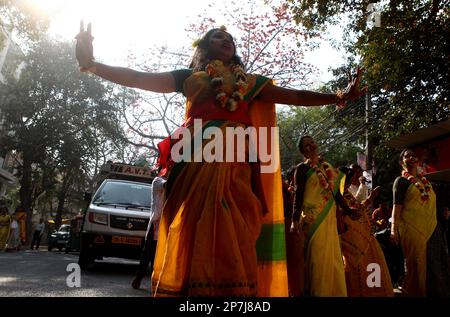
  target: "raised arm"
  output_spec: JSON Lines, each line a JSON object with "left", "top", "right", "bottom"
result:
{"left": 258, "top": 67, "right": 367, "bottom": 107}
{"left": 75, "top": 21, "right": 176, "bottom": 93}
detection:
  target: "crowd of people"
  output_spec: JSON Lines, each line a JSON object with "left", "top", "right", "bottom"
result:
{"left": 284, "top": 145, "right": 450, "bottom": 297}
{"left": 0, "top": 205, "right": 28, "bottom": 252}
{"left": 72, "top": 23, "right": 450, "bottom": 297}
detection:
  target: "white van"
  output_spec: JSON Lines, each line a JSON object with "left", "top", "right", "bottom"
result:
{"left": 78, "top": 163, "right": 153, "bottom": 269}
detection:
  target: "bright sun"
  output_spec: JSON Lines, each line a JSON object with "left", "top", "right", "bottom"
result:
{"left": 28, "top": 0, "right": 208, "bottom": 64}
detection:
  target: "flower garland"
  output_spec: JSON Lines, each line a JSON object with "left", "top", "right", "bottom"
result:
{"left": 205, "top": 60, "right": 248, "bottom": 111}
{"left": 305, "top": 157, "right": 335, "bottom": 190}
{"left": 402, "top": 170, "right": 432, "bottom": 201}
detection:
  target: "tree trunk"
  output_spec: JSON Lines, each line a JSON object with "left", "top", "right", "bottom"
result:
{"left": 55, "top": 173, "right": 72, "bottom": 229}
{"left": 19, "top": 156, "right": 33, "bottom": 245}
{"left": 55, "top": 189, "right": 66, "bottom": 229}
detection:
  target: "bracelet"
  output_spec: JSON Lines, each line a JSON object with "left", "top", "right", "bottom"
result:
{"left": 80, "top": 62, "right": 97, "bottom": 74}
{"left": 335, "top": 89, "right": 347, "bottom": 109}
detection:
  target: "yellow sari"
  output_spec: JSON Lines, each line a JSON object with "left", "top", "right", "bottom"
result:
{"left": 0, "top": 213, "right": 11, "bottom": 250}
{"left": 151, "top": 70, "right": 287, "bottom": 297}
{"left": 340, "top": 190, "right": 394, "bottom": 297}
{"left": 299, "top": 164, "right": 347, "bottom": 296}
{"left": 399, "top": 182, "right": 437, "bottom": 296}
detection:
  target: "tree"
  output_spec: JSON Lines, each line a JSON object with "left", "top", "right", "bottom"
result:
{"left": 277, "top": 102, "right": 365, "bottom": 173}
{"left": 0, "top": 38, "right": 127, "bottom": 234}
{"left": 119, "top": 0, "right": 320, "bottom": 165}
{"left": 187, "top": 0, "right": 317, "bottom": 88}
{"left": 0, "top": 0, "right": 49, "bottom": 49}
{"left": 287, "top": 0, "right": 449, "bottom": 190}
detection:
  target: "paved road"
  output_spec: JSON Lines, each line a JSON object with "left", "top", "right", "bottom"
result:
{"left": 0, "top": 247, "right": 152, "bottom": 297}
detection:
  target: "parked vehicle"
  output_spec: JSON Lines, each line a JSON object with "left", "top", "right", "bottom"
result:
{"left": 48, "top": 224, "right": 71, "bottom": 251}
{"left": 65, "top": 214, "right": 84, "bottom": 253}
{"left": 78, "top": 163, "right": 153, "bottom": 269}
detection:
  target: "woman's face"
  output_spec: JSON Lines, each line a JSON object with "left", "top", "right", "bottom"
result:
{"left": 301, "top": 137, "right": 318, "bottom": 158}
{"left": 207, "top": 30, "right": 235, "bottom": 63}
{"left": 402, "top": 150, "right": 418, "bottom": 168}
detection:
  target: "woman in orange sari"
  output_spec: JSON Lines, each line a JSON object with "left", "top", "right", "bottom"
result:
{"left": 391, "top": 149, "right": 450, "bottom": 296}
{"left": 75, "top": 23, "right": 367, "bottom": 296}
{"left": 339, "top": 167, "right": 394, "bottom": 297}
{"left": 14, "top": 206, "right": 27, "bottom": 247}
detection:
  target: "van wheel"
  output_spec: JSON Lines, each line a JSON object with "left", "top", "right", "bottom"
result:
{"left": 78, "top": 247, "right": 95, "bottom": 269}
{"left": 48, "top": 245, "right": 52, "bottom": 251}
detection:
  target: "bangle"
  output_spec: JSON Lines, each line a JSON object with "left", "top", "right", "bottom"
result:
{"left": 335, "top": 89, "right": 347, "bottom": 109}
{"left": 80, "top": 62, "right": 97, "bottom": 74}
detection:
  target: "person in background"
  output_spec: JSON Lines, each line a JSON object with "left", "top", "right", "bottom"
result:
{"left": 391, "top": 148, "right": 450, "bottom": 296}
{"left": 0, "top": 206, "right": 11, "bottom": 251}
{"left": 282, "top": 168, "right": 303, "bottom": 296}
{"left": 441, "top": 207, "right": 450, "bottom": 254}
{"left": 14, "top": 206, "right": 27, "bottom": 247}
{"left": 372, "top": 202, "right": 391, "bottom": 231}
{"left": 290, "top": 136, "right": 354, "bottom": 296}
{"left": 6, "top": 213, "right": 20, "bottom": 251}
{"left": 355, "top": 176, "right": 369, "bottom": 203}
{"left": 132, "top": 175, "right": 167, "bottom": 290}
{"left": 348, "top": 164, "right": 363, "bottom": 198}
{"left": 30, "top": 218, "right": 45, "bottom": 250}
{"left": 339, "top": 167, "right": 393, "bottom": 297}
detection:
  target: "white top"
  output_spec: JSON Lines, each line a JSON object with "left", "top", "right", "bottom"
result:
{"left": 10, "top": 219, "right": 18, "bottom": 229}
{"left": 35, "top": 223, "right": 45, "bottom": 233}
{"left": 150, "top": 176, "right": 167, "bottom": 224}
{"left": 355, "top": 183, "right": 369, "bottom": 203}
{"left": 348, "top": 184, "right": 359, "bottom": 198}
{"left": 146, "top": 176, "right": 166, "bottom": 240}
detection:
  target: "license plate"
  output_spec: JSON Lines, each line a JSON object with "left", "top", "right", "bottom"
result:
{"left": 111, "top": 236, "right": 141, "bottom": 245}
{"left": 57, "top": 240, "right": 66, "bottom": 244}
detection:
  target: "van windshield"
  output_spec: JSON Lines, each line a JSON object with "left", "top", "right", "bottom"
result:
{"left": 93, "top": 181, "right": 152, "bottom": 208}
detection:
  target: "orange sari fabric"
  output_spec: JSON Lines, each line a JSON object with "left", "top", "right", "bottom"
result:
{"left": 340, "top": 190, "right": 394, "bottom": 297}
{"left": 152, "top": 70, "right": 288, "bottom": 296}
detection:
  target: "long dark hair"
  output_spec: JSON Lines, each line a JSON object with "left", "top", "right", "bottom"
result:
{"left": 399, "top": 148, "right": 415, "bottom": 167}
{"left": 297, "top": 135, "right": 312, "bottom": 155}
{"left": 339, "top": 166, "right": 355, "bottom": 187}
{"left": 189, "top": 28, "right": 244, "bottom": 72}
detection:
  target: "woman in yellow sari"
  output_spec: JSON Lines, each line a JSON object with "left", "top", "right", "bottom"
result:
{"left": 391, "top": 149, "right": 450, "bottom": 296}
{"left": 0, "top": 206, "right": 11, "bottom": 251}
{"left": 339, "top": 167, "right": 394, "bottom": 297}
{"left": 290, "top": 136, "right": 349, "bottom": 296}
{"left": 75, "top": 23, "right": 367, "bottom": 296}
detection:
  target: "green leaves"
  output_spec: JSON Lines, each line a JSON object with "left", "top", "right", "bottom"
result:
{"left": 287, "top": 0, "right": 449, "bottom": 188}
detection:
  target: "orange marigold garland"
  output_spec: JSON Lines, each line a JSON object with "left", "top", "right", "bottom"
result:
{"left": 205, "top": 60, "right": 248, "bottom": 111}
{"left": 402, "top": 170, "right": 432, "bottom": 201}
{"left": 305, "top": 157, "right": 335, "bottom": 190}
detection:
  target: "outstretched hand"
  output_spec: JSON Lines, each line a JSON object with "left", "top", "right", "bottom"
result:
{"left": 344, "top": 66, "right": 368, "bottom": 101}
{"left": 75, "top": 21, "right": 94, "bottom": 71}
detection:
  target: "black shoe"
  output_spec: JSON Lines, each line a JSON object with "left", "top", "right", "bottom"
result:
{"left": 131, "top": 278, "right": 142, "bottom": 290}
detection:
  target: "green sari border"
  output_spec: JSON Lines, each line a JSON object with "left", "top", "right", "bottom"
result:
{"left": 256, "top": 223, "right": 286, "bottom": 262}
{"left": 244, "top": 75, "right": 270, "bottom": 103}
{"left": 303, "top": 167, "right": 341, "bottom": 258}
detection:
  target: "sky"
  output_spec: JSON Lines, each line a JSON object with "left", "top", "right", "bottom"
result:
{"left": 28, "top": 0, "right": 345, "bottom": 84}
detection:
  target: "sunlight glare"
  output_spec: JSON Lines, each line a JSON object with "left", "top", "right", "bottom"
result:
{"left": 29, "top": 0, "right": 207, "bottom": 64}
